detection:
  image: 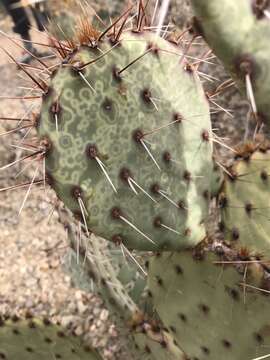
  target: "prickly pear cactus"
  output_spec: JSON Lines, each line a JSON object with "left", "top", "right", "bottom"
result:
{"left": 148, "top": 246, "right": 270, "bottom": 360}
{"left": 38, "top": 30, "right": 215, "bottom": 251}
{"left": 60, "top": 209, "right": 186, "bottom": 360}
{"left": 0, "top": 316, "right": 102, "bottom": 359}
{"left": 190, "top": 0, "right": 270, "bottom": 124}
{"left": 220, "top": 143, "right": 270, "bottom": 258}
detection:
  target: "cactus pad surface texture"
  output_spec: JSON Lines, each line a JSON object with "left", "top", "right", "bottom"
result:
{"left": 0, "top": 316, "right": 102, "bottom": 359}
{"left": 38, "top": 29, "right": 214, "bottom": 251}
{"left": 220, "top": 144, "right": 270, "bottom": 258}
{"left": 148, "top": 248, "right": 270, "bottom": 360}
{"left": 190, "top": 0, "right": 270, "bottom": 124}
{"left": 62, "top": 214, "right": 186, "bottom": 360}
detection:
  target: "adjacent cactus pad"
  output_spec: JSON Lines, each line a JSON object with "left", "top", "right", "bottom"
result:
{"left": 65, "top": 238, "right": 147, "bottom": 311}
{"left": 61, "top": 210, "right": 186, "bottom": 360}
{"left": 0, "top": 316, "right": 101, "bottom": 359}
{"left": 220, "top": 145, "right": 270, "bottom": 258}
{"left": 148, "top": 247, "right": 270, "bottom": 360}
{"left": 190, "top": 0, "right": 270, "bottom": 124}
{"left": 38, "top": 30, "right": 214, "bottom": 251}
{"left": 132, "top": 330, "right": 186, "bottom": 360}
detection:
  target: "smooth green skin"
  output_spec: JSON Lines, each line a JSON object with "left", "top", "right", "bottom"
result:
{"left": 221, "top": 150, "right": 270, "bottom": 258}
{"left": 0, "top": 318, "right": 102, "bottom": 360}
{"left": 148, "top": 250, "right": 270, "bottom": 360}
{"left": 191, "top": 0, "right": 270, "bottom": 123}
{"left": 39, "top": 31, "right": 213, "bottom": 251}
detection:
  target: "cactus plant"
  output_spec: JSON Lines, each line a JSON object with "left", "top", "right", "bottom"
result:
{"left": 0, "top": 315, "right": 102, "bottom": 359}
{"left": 37, "top": 28, "right": 215, "bottom": 252}
{"left": 66, "top": 235, "right": 147, "bottom": 308}
{"left": 190, "top": 0, "right": 270, "bottom": 124}
{"left": 60, "top": 208, "right": 186, "bottom": 360}
{"left": 148, "top": 246, "right": 270, "bottom": 360}
{"left": 3, "top": 1, "right": 270, "bottom": 359}
{"left": 219, "top": 142, "right": 270, "bottom": 258}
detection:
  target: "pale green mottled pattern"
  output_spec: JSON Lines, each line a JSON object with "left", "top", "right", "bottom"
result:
{"left": 191, "top": 0, "right": 270, "bottom": 124}
{"left": 39, "top": 31, "right": 213, "bottom": 251}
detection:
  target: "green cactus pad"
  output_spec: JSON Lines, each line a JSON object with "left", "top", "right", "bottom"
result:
{"left": 148, "top": 248, "right": 270, "bottom": 360}
{"left": 38, "top": 30, "right": 213, "bottom": 251}
{"left": 220, "top": 147, "right": 270, "bottom": 258}
{"left": 60, "top": 209, "right": 186, "bottom": 360}
{"left": 0, "top": 316, "right": 102, "bottom": 360}
{"left": 190, "top": 0, "right": 270, "bottom": 124}
{"left": 133, "top": 331, "right": 186, "bottom": 360}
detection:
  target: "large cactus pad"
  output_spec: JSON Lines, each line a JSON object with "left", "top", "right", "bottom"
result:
{"left": 61, "top": 211, "right": 186, "bottom": 360}
{"left": 38, "top": 30, "right": 214, "bottom": 251}
{"left": 0, "top": 316, "right": 101, "bottom": 359}
{"left": 148, "top": 248, "right": 270, "bottom": 360}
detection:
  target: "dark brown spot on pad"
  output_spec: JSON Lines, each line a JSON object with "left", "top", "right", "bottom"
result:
{"left": 71, "top": 186, "right": 83, "bottom": 199}
{"left": 153, "top": 217, "right": 162, "bottom": 228}
{"left": 112, "top": 234, "right": 123, "bottom": 245}
{"left": 261, "top": 170, "right": 268, "bottom": 181}
{"left": 151, "top": 183, "right": 160, "bottom": 194}
{"left": 199, "top": 304, "right": 210, "bottom": 314}
{"left": 201, "top": 130, "right": 210, "bottom": 142}
{"left": 112, "top": 65, "right": 122, "bottom": 82}
{"left": 201, "top": 346, "right": 210, "bottom": 354}
{"left": 175, "top": 264, "right": 183, "bottom": 274}
{"left": 119, "top": 168, "right": 131, "bottom": 182}
{"left": 133, "top": 129, "right": 144, "bottom": 143}
{"left": 141, "top": 88, "right": 152, "bottom": 104}
{"left": 254, "top": 332, "right": 264, "bottom": 343}
{"left": 245, "top": 202, "right": 253, "bottom": 214}
{"left": 231, "top": 227, "right": 240, "bottom": 241}
{"left": 102, "top": 98, "right": 113, "bottom": 112}
{"left": 252, "top": 0, "right": 270, "bottom": 19}
{"left": 183, "top": 170, "right": 191, "bottom": 182}
{"left": 173, "top": 112, "right": 182, "bottom": 123}
{"left": 86, "top": 144, "right": 98, "bottom": 159}
{"left": 111, "top": 207, "right": 122, "bottom": 219}
{"left": 178, "top": 313, "right": 187, "bottom": 322}
{"left": 222, "top": 339, "right": 232, "bottom": 349}
{"left": 163, "top": 151, "right": 171, "bottom": 163}
{"left": 235, "top": 54, "right": 256, "bottom": 80}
